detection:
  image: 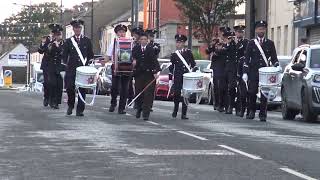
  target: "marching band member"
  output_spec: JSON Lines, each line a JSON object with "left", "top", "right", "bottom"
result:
{"left": 234, "top": 25, "right": 249, "bottom": 117}
{"left": 210, "top": 40, "right": 227, "bottom": 112}
{"left": 127, "top": 26, "right": 144, "bottom": 107}
{"left": 169, "top": 34, "right": 197, "bottom": 120}
{"left": 107, "top": 24, "right": 132, "bottom": 114}
{"left": 243, "top": 21, "right": 279, "bottom": 121}
{"left": 38, "top": 34, "right": 52, "bottom": 107}
{"left": 46, "top": 23, "right": 64, "bottom": 109}
{"left": 63, "top": 19, "right": 94, "bottom": 116}
{"left": 132, "top": 32, "right": 161, "bottom": 121}
{"left": 145, "top": 29, "right": 161, "bottom": 57}
{"left": 222, "top": 30, "right": 237, "bottom": 114}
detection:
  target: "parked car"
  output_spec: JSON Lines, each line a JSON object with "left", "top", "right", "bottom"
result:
{"left": 281, "top": 44, "right": 320, "bottom": 122}
{"left": 257, "top": 56, "right": 292, "bottom": 108}
{"left": 155, "top": 62, "right": 173, "bottom": 100}
{"left": 96, "top": 63, "right": 112, "bottom": 95}
{"left": 30, "top": 63, "right": 44, "bottom": 92}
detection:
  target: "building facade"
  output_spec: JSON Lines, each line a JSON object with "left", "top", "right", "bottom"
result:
{"left": 268, "top": 0, "right": 296, "bottom": 56}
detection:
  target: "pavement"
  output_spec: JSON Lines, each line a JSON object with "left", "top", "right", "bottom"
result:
{"left": 0, "top": 90, "right": 319, "bottom": 179}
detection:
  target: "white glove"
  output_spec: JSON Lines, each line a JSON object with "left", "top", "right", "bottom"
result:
{"left": 169, "top": 80, "right": 173, "bottom": 87}
{"left": 242, "top": 73, "right": 248, "bottom": 82}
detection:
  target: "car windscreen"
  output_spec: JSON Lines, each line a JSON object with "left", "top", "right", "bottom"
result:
{"left": 278, "top": 58, "right": 291, "bottom": 72}
{"left": 310, "top": 49, "right": 320, "bottom": 68}
{"left": 37, "top": 73, "right": 44, "bottom": 83}
{"left": 160, "top": 67, "right": 170, "bottom": 75}
{"left": 196, "top": 61, "right": 210, "bottom": 72}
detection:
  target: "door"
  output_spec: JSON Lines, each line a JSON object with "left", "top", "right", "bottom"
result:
{"left": 284, "top": 50, "right": 301, "bottom": 105}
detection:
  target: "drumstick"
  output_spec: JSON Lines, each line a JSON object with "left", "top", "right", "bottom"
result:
{"left": 127, "top": 78, "right": 156, "bottom": 108}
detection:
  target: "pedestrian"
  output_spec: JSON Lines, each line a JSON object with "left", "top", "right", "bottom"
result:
{"left": 63, "top": 19, "right": 94, "bottom": 116}
{"left": 38, "top": 35, "right": 52, "bottom": 107}
{"left": 169, "top": 34, "right": 197, "bottom": 120}
{"left": 107, "top": 24, "right": 132, "bottom": 114}
{"left": 132, "top": 32, "right": 161, "bottom": 121}
{"left": 46, "top": 23, "right": 64, "bottom": 109}
{"left": 222, "top": 30, "right": 237, "bottom": 114}
{"left": 234, "top": 25, "right": 249, "bottom": 117}
{"left": 210, "top": 41, "right": 227, "bottom": 112}
{"left": 242, "top": 20, "right": 279, "bottom": 122}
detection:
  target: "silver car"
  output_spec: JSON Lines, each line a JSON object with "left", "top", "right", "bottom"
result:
{"left": 281, "top": 44, "right": 320, "bottom": 122}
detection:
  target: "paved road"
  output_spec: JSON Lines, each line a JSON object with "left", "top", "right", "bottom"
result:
{"left": 0, "top": 90, "right": 319, "bottom": 180}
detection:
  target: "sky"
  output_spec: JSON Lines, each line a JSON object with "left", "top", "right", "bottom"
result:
{"left": 0, "top": 0, "right": 92, "bottom": 23}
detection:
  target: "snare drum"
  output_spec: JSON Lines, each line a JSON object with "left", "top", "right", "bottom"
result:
{"left": 183, "top": 72, "right": 204, "bottom": 93}
{"left": 258, "top": 67, "right": 281, "bottom": 87}
{"left": 75, "top": 66, "right": 98, "bottom": 88}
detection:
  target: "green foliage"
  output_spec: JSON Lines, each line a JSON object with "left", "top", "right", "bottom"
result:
{"left": 193, "top": 50, "right": 204, "bottom": 60}
{"left": 0, "top": 2, "right": 60, "bottom": 50}
{"left": 174, "top": 0, "right": 244, "bottom": 45}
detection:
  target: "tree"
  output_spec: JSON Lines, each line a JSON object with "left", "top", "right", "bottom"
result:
{"left": 0, "top": 2, "right": 60, "bottom": 51}
{"left": 174, "top": 0, "right": 244, "bottom": 46}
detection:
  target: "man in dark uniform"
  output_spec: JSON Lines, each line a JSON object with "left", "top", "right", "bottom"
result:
{"left": 46, "top": 23, "right": 64, "bottom": 109}
{"left": 206, "top": 38, "right": 220, "bottom": 110}
{"left": 38, "top": 34, "right": 52, "bottom": 107}
{"left": 62, "top": 19, "right": 94, "bottom": 116}
{"left": 234, "top": 25, "right": 249, "bottom": 117}
{"left": 127, "top": 26, "right": 144, "bottom": 106}
{"left": 243, "top": 21, "right": 279, "bottom": 121}
{"left": 223, "top": 30, "right": 237, "bottom": 114}
{"left": 210, "top": 40, "right": 227, "bottom": 112}
{"left": 107, "top": 24, "right": 132, "bottom": 114}
{"left": 169, "top": 34, "right": 197, "bottom": 120}
{"left": 132, "top": 32, "right": 161, "bottom": 121}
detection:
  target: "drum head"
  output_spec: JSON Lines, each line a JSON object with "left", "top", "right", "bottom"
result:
{"left": 183, "top": 72, "right": 203, "bottom": 78}
{"left": 76, "top": 66, "right": 98, "bottom": 75}
{"left": 259, "top": 67, "right": 280, "bottom": 73}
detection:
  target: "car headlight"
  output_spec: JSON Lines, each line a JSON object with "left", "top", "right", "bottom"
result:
{"left": 158, "top": 81, "right": 169, "bottom": 85}
{"left": 313, "top": 74, "right": 320, "bottom": 83}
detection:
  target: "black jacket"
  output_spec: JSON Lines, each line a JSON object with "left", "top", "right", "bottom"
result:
{"left": 243, "top": 38, "right": 279, "bottom": 81}
{"left": 132, "top": 44, "right": 161, "bottom": 76}
{"left": 169, "top": 48, "right": 196, "bottom": 90}
{"left": 224, "top": 40, "right": 237, "bottom": 73}
{"left": 38, "top": 36, "right": 51, "bottom": 71}
{"left": 210, "top": 47, "right": 226, "bottom": 78}
{"left": 47, "top": 40, "right": 65, "bottom": 74}
{"left": 235, "top": 38, "right": 249, "bottom": 76}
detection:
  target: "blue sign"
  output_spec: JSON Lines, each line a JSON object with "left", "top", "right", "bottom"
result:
{"left": 9, "top": 54, "right": 27, "bottom": 60}
{"left": 4, "top": 70, "right": 12, "bottom": 77}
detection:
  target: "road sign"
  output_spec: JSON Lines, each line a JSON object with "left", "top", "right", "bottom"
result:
{"left": 4, "top": 70, "right": 12, "bottom": 88}
{"left": 8, "top": 54, "right": 28, "bottom": 66}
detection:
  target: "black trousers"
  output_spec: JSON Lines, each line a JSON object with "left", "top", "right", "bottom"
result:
{"left": 135, "top": 73, "right": 156, "bottom": 117}
{"left": 215, "top": 77, "right": 227, "bottom": 110}
{"left": 43, "top": 70, "right": 50, "bottom": 101}
{"left": 110, "top": 75, "right": 131, "bottom": 111}
{"left": 226, "top": 71, "right": 237, "bottom": 109}
{"left": 67, "top": 87, "right": 86, "bottom": 113}
{"left": 48, "top": 72, "right": 63, "bottom": 106}
{"left": 128, "top": 78, "right": 134, "bottom": 102}
{"left": 236, "top": 78, "right": 248, "bottom": 114}
{"left": 248, "top": 80, "right": 268, "bottom": 118}
{"left": 173, "top": 88, "right": 188, "bottom": 116}
{"left": 213, "top": 78, "right": 219, "bottom": 108}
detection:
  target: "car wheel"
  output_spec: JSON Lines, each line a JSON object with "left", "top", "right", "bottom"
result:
{"left": 208, "top": 84, "right": 214, "bottom": 105}
{"left": 301, "top": 89, "right": 318, "bottom": 122}
{"left": 281, "top": 89, "right": 298, "bottom": 120}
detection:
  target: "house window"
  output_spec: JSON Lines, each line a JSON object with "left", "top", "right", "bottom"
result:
{"left": 271, "top": 28, "right": 274, "bottom": 41}
{"left": 277, "top": 26, "right": 281, "bottom": 53}
{"left": 284, "top": 25, "right": 288, "bottom": 55}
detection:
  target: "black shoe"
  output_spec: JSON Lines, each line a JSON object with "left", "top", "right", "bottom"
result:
{"left": 181, "top": 115, "right": 189, "bottom": 120}
{"left": 67, "top": 107, "right": 73, "bottom": 115}
{"left": 143, "top": 117, "right": 149, "bottom": 121}
{"left": 76, "top": 112, "right": 84, "bottom": 117}
{"left": 136, "top": 109, "right": 142, "bottom": 119}
{"left": 214, "top": 105, "right": 218, "bottom": 110}
{"left": 172, "top": 111, "right": 177, "bottom": 118}
{"left": 43, "top": 99, "right": 49, "bottom": 107}
{"left": 260, "top": 117, "right": 266, "bottom": 122}
{"left": 52, "top": 104, "right": 59, "bottom": 109}
{"left": 118, "top": 110, "right": 126, "bottom": 114}
{"left": 225, "top": 107, "right": 233, "bottom": 114}
{"left": 150, "top": 108, "right": 153, "bottom": 112}
{"left": 239, "top": 111, "right": 245, "bottom": 118}
{"left": 217, "top": 107, "right": 224, "bottom": 112}
{"left": 246, "top": 111, "right": 255, "bottom": 119}
{"left": 235, "top": 111, "right": 241, "bottom": 117}
{"left": 109, "top": 105, "right": 116, "bottom": 112}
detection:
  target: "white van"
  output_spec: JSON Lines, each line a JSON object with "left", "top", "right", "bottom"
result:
{"left": 30, "top": 63, "right": 44, "bottom": 92}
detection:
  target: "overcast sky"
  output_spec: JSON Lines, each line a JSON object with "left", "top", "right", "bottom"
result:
{"left": 0, "top": 0, "right": 92, "bottom": 23}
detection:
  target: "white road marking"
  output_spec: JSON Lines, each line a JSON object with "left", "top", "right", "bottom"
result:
{"left": 129, "top": 149, "right": 235, "bottom": 156}
{"left": 218, "top": 145, "right": 262, "bottom": 160}
{"left": 177, "top": 131, "right": 208, "bottom": 141}
{"left": 280, "top": 167, "right": 318, "bottom": 180}
{"left": 148, "top": 121, "right": 160, "bottom": 126}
